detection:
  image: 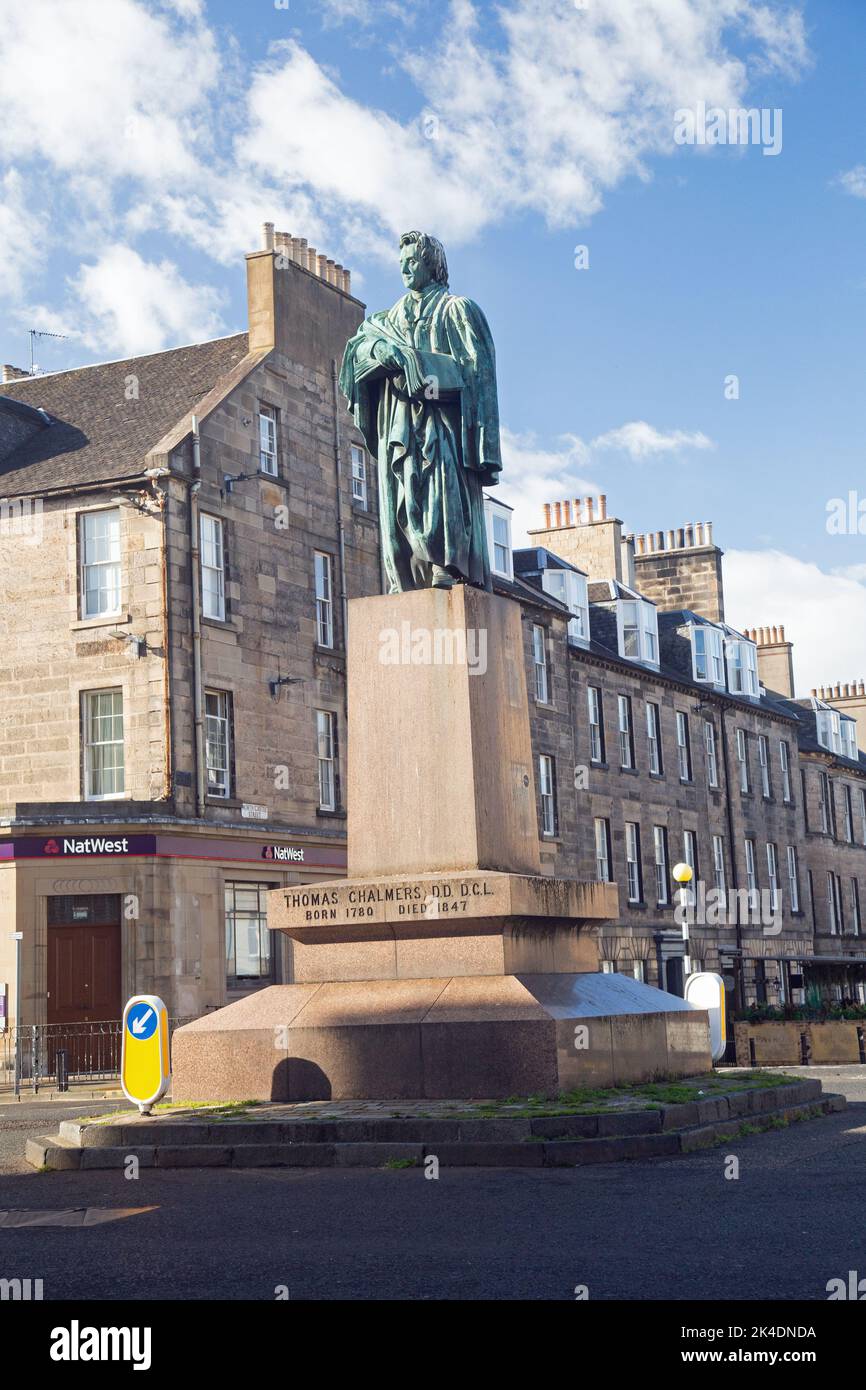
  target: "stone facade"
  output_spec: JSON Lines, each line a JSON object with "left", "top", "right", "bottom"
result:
{"left": 511, "top": 502, "right": 866, "bottom": 1016}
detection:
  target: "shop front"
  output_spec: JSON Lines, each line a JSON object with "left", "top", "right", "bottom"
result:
{"left": 0, "top": 826, "right": 348, "bottom": 1031}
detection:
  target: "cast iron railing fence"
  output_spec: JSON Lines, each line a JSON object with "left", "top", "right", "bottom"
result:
{"left": 0, "top": 1017, "right": 196, "bottom": 1095}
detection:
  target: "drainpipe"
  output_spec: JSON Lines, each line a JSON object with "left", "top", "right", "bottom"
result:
{"left": 330, "top": 359, "right": 349, "bottom": 715}
{"left": 718, "top": 702, "right": 743, "bottom": 1013}
{"left": 190, "top": 416, "right": 206, "bottom": 817}
{"left": 157, "top": 483, "right": 172, "bottom": 801}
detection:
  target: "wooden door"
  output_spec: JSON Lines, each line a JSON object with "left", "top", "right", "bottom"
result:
{"left": 47, "top": 922, "right": 121, "bottom": 1025}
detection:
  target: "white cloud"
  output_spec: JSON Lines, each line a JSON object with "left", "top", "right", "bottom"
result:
{"left": 238, "top": 41, "right": 488, "bottom": 248}
{"left": 0, "top": 0, "right": 812, "bottom": 351}
{"left": 159, "top": 0, "right": 205, "bottom": 16}
{"left": 236, "top": 0, "right": 810, "bottom": 256}
{"left": 319, "top": 0, "right": 415, "bottom": 23}
{"left": 0, "top": 168, "right": 47, "bottom": 300}
{"left": 0, "top": 0, "right": 219, "bottom": 183}
{"left": 836, "top": 165, "right": 866, "bottom": 199}
{"left": 724, "top": 549, "right": 866, "bottom": 695}
{"left": 495, "top": 419, "right": 714, "bottom": 539}
{"left": 592, "top": 421, "right": 715, "bottom": 460}
{"left": 497, "top": 428, "right": 597, "bottom": 543}
{"left": 69, "top": 246, "right": 226, "bottom": 357}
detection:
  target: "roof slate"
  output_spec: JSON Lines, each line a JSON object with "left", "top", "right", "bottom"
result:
{"left": 0, "top": 334, "right": 250, "bottom": 497}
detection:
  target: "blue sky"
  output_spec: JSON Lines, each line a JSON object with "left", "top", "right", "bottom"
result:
{"left": 0, "top": 0, "right": 864, "bottom": 688}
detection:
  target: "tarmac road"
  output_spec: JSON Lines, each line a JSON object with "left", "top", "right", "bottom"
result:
{"left": 0, "top": 1067, "right": 864, "bottom": 1301}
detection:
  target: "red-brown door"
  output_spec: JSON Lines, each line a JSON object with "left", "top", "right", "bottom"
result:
{"left": 47, "top": 922, "right": 122, "bottom": 1026}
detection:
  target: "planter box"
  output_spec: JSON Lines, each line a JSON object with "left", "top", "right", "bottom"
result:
{"left": 734, "top": 1019, "right": 866, "bottom": 1067}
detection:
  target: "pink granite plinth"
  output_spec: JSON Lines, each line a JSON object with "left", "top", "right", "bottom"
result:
{"left": 171, "top": 975, "right": 711, "bottom": 1102}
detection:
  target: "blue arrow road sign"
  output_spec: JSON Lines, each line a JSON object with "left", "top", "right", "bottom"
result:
{"left": 126, "top": 1001, "right": 158, "bottom": 1041}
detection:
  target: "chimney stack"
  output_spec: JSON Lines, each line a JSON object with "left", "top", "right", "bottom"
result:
{"left": 526, "top": 493, "right": 623, "bottom": 581}
{"left": 747, "top": 623, "right": 795, "bottom": 698}
{"left": 629, "top": 518, "right": 725, "bottom": 621}
{"left": 2, "top": 364, "right": 31, "bottom": 384}
{"left": 246, "top": 226, "right": 363, "bottom": 367}
{"left": 809, "top": 679, "right": 866, "bottom": 753}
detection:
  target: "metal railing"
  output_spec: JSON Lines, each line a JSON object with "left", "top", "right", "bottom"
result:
{"left": 0, "top": 1017, "right": 196, "bottom": 1095}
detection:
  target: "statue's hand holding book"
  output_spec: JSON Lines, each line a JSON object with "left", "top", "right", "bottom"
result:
{"left": 371, "top": 336, "right": 463, "bottom": 401}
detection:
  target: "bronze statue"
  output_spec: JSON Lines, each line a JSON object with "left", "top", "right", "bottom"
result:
{"left": 340, "top": 232, "right": 502, "bottom": 592}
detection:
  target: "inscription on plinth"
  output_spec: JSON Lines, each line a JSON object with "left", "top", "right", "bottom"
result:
{"left": 278, "top": 873, "right": 508, "bottom": 929}
{"left": 270, "top": 871, "right": 617, "bottom": 939}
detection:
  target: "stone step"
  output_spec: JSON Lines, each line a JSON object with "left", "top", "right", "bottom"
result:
{"left": 29, "top": 1089, "right": 844, "bottom": 1171}
{"left": 54, "top": 1077, "right": 827, "bottom": 1149}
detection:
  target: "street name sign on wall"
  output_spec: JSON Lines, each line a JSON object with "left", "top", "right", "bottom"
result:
{"left": 121, "top": 995, "right": 170, "bottom": 1114}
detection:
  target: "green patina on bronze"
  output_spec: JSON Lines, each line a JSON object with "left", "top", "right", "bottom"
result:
{"left": 340, "top": 231, "right": 502, "bottom": 593}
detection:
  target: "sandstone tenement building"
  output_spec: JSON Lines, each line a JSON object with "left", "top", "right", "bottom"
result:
{"left": 0, "top": 227, "right": 379, "bottom": 1027}
{"left": 497, "top": 496, "right": 866, "bottom": 1019}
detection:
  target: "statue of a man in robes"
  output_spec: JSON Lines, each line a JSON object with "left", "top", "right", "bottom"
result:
{"left": 340, "top": 231, "right": 502, "bottom": 592}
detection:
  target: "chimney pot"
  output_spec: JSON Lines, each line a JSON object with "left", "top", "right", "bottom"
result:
{"left": 585, "top": 496, "right": 594, "bottom": 523}
{"left": 599, "top": 494, "right": 607, "bottom": 520}
{"left": 262, "top": 222, "right": 275, "bottom": 251}
{"left": 563, "top": 500, "right": 572, "bottom": 526}
{"left": 554, "top": 501, "right": 562, "bottom": 527}
{"left": 543, "top": 502, "right": 552, "bottom": 528}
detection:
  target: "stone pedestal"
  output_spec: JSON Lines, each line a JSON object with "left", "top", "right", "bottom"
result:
{"left": 173, "top": 587, "right": 710, "bottom": 1102}
{"left": 347, "top": 584, "right": 540, "bottom": 878}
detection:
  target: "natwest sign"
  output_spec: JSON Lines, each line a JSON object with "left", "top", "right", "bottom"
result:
{"left": 262, "top": 845, "right": 306, "bottom": 863}
{"left": 60, "top": 836, "right": 130, "bottom": 855}
{"left": 10, "top": 835, "right": 157, "bottom": 860}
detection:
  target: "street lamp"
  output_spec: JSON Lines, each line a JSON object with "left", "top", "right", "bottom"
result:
{"left": 672, "top": 862, "right": 694, "bottom": 983}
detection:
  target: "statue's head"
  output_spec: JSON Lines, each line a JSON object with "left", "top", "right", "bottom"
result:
{"left": 399, "top": 231, "right": 449, "bottom": 292}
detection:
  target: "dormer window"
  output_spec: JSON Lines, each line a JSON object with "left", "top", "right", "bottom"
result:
{"left": 725, "top": 634, "right": 759, "bottom": 697}
{"left": 616, "top": 591, "right": 659, "bottom": 667}
{"left": 814, "top": 699, "right": 859, "bottom": 760}
{"left": 843, "top": 721, "right": 859, "bottom": 761}
{"left": 541, "top": 567, "right": 590, "bottom": 644}
{"left": 484, "top": 497, "right": 513, "bottom": 580}
{"left": 692, "top": 624, "right": 725, "bottom": 686}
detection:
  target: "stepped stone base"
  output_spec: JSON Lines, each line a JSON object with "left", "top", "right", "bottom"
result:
{"left": 25, "top": 1079, "right": 845, "bottom": 1170}
{"left": 171, "top": 973, "right": 712, "bottom": 1103}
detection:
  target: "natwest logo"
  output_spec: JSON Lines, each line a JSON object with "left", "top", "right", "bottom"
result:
{"left": 44, "top": 839, "right": 60, "bottom": 855}
{"left": 262, "top": 845, "right": 305, "bottom": 863}
{"left": 62, "top": 837, "right": 130, "bottom": 855}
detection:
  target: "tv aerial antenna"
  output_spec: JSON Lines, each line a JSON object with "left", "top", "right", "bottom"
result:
{"left": 29, "top": 328, "right": 68, "bottom": 375}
